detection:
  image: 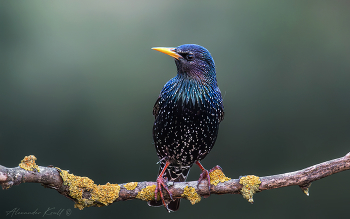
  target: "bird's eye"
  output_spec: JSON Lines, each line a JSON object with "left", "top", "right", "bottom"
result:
{"left": 186, "top": 53, "right": 194, "bottom": 61}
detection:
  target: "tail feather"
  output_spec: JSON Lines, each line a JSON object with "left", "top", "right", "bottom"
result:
{"left": 148, "top": 164, "right": 191, "bottom": 211}
{"left": 167, "top": 199, "right": 180, "bottom": 212}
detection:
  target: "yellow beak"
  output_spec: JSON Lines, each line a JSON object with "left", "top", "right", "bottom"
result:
{"left": 152, "top": 47, "right": 182, "bottom": 60}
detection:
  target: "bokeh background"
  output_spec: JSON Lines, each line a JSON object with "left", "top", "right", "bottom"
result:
{"left": 1, "top": 0, "right": 350, "bottom": 218}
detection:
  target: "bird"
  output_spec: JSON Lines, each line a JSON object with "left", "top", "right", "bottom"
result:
{"left": 148, "top": 44, "right": 224, "bottom": 212}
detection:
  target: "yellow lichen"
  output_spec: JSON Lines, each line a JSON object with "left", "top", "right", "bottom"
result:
{"left": 182, "top": 186, "right": 201, "bottom": 205}
{"left": 124, "top": 182, "right": 138, "bottom": 190}
{"left": 93, "top": 183, "right": 120, "bottom": 207}
{"left": 239, "top": 175, "right": 261, "bottom": 203}
{"left": 57, "top": 168, "right": 120, "bottom": 210}
{"left": 209, "top": 169, "right": 231, "bottom": 186}
{"left": 19, "top": 155, "right": 40, "bottom": 172}
{"left": 136, "top": 185, "right": 156, "bottom": 201}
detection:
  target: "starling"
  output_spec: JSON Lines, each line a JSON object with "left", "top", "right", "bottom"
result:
{"left": 148, "top": 44, "right": 224, "bottom": 212}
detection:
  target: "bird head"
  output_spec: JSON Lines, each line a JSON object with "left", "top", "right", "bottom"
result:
{"left": 152, "top": 44, "right": 216, "bottom": 80}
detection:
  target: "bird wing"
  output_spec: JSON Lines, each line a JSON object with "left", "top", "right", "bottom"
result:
{"left": 153, "top": 97, "right": 161, "bottom": 118}
{"left": 219, "top": 110, "right": 225, "bottom": 122}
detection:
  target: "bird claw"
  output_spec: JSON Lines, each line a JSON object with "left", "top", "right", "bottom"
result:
{"left": 155, "top": 176, "right": 173, "bottom": 210}
{"left": 198, "top": 169, "right": 210, "bottom": 186}
{"left": 196, "top": 162, "right": 223, "bottom": 197}
{"left": 196, "top": 161, "right": 211, "bottom": 196}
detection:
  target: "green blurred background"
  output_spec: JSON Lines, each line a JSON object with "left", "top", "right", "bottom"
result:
{"left": 1, "top": 0, "right": 350, "bottom": 218}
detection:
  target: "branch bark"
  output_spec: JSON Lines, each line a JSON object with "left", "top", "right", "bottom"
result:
{"left": 1, "top": 152, "right": 349, "bottom": 210}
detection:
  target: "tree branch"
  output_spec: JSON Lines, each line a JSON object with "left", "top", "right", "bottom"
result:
{"left": 1, "top": 153, "right": 349, "bottom": 210}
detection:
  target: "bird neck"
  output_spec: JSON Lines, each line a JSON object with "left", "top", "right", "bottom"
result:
{"left": 177, "top": 71, "right": 217, "bottom": 86}
{"left": 160, "top": 74, "right": 221, "bottom": 109}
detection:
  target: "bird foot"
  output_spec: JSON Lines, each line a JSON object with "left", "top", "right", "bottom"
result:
{"left": 198, "top": 168, "right": 210, "bottom": 186}
{"left": 155, "top": 175, "right": 173, "bottom": 211}
{"left": 195, "top": 161, "right": 211, "bottom": 197}
{"left": 198, "top": 166, "right": 223, "bottom": 185}
{"left": 196, "top": 162, "right": 223, "bottom": 197}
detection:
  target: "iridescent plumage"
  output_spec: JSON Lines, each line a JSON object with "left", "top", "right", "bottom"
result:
{"left": 149, "top": 44, "right": 224, "bottom": 211}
